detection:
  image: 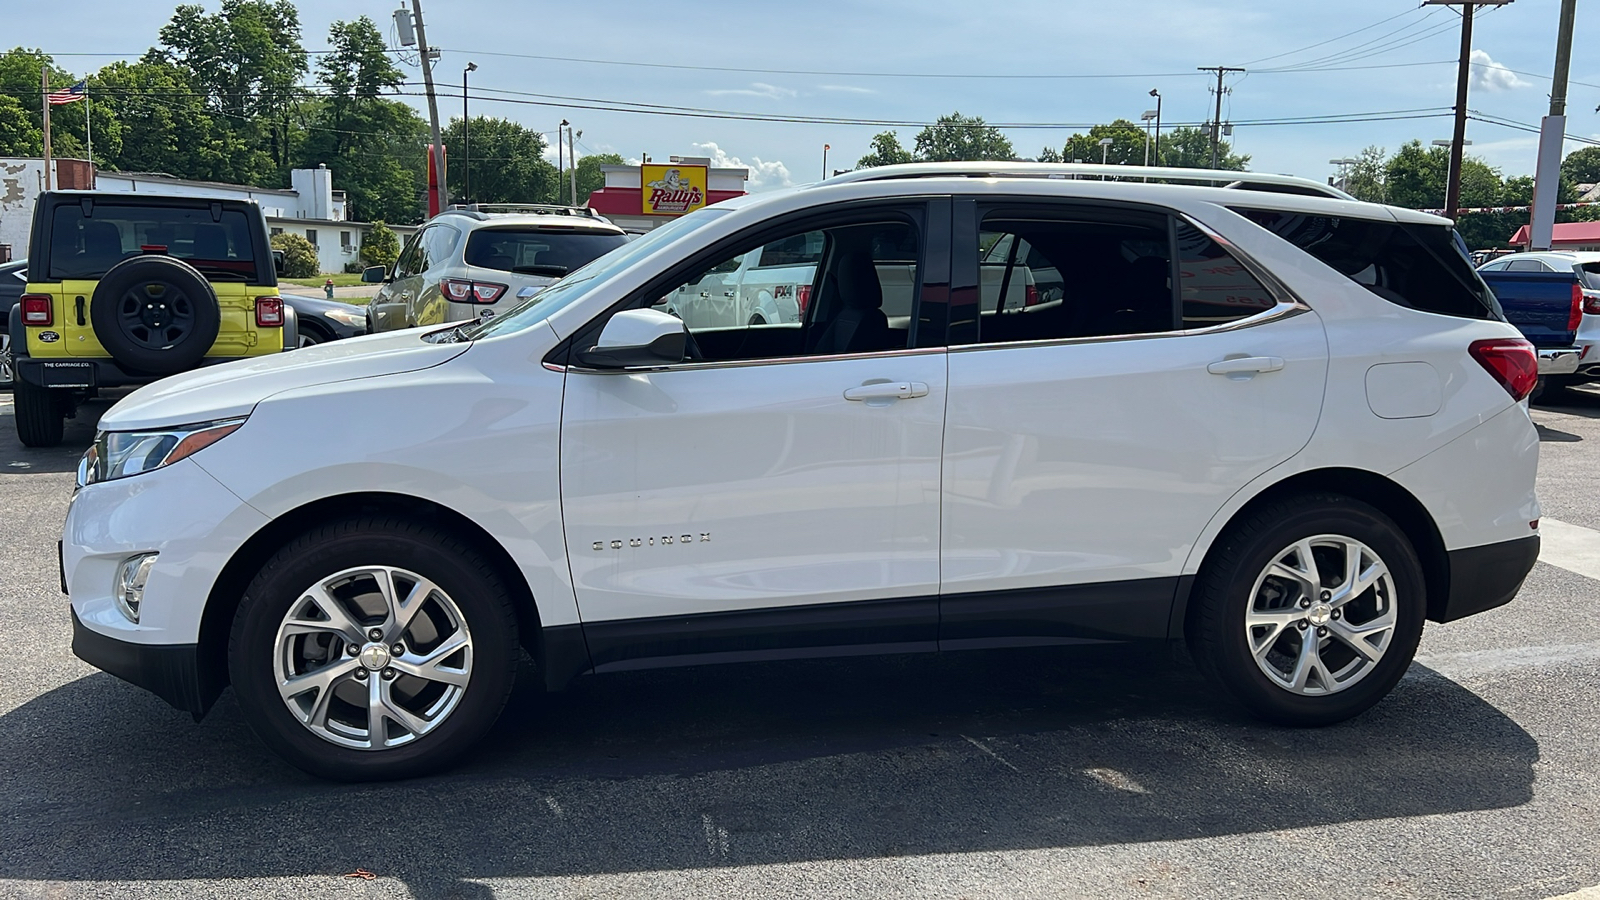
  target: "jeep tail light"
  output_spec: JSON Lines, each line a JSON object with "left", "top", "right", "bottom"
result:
{"left": 1469, "top": 337, "right": 1538, "bottom": 401}
{"left": 1570, "top": 283, "right": 1584, "bottom": 332}
{"left": 21, "top": 294, "right": 51, "bottom": 326}
{"left": 255, "top": 297, "right": 284, "bottom": 327}
{"left": 796, "top": 284, "right": 812, "bottom": 317}
{"left": 442, "top": 278, "right": 507, "bottom": 304}
{"left": 1025, "top": 284, "right": 1040, "bottom": 307}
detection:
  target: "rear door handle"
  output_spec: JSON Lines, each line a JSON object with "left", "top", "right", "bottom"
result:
{"left": 1207, "top": 356, "right": 1284, "bottom": 376}
{"left": 844, "top": 381, "right": 929, "bottom": 401}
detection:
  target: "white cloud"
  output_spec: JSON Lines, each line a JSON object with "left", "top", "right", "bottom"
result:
{"left": 1471, "top": 50, "right": 1531, "bottom": 92}
{"left": 819, "top": 84, "right": 875, "bottom": 95}
{"left": 692, "top": 141, "right": 793, "bottom": 190}
{"left": 704, "top": 82, "right": 797, "bottom": 100}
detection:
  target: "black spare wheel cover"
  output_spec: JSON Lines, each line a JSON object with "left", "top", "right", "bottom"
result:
{"left": 90, "top": 255, "right": 221, "bottom": 375}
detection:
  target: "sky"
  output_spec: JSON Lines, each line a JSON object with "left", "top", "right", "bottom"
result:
{"left": 11, "top": 0, "right": 1599, "bottom": 194}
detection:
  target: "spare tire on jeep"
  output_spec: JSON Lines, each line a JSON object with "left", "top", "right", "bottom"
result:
{"left": 90, "top": 255, "right": 221, "bottom": 375}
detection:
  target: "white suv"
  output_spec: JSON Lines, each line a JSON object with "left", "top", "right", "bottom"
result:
{"left": 63, "top": 163, "right": 1542, "bottom": 780}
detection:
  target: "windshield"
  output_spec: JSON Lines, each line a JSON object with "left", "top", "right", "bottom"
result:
{"left": 461, "top": 207, "right": 731, "bottom": 340}
{"left": 464, "top": 228, "right": 628, "bottom": 275}
{"left": 48, "top": 204, "right": 262, "bottom": 282}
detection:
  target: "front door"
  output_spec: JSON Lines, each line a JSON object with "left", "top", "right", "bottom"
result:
{"left": 560, "top": 207, "right": 948, "bottom": 671}
{"left": 939, "top": 200, "right": 1328, "bottom": 646}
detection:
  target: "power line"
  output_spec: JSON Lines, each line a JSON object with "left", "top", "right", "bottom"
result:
{"left": 1241, "top": 5, "right": 1432, "bottom": 66}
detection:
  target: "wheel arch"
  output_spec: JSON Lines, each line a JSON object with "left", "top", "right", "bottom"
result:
{"left": 1174, "top": 467, "right": 1451, "bottom": 640}
{"left": 196, "top": 491, "right": 554, "bottom": 714}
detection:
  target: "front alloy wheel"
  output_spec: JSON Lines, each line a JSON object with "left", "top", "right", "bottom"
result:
{"left": 274, "top": 566, "right": 474, "bottom": 750}
{"left": 231, "top": 518, "right": 519, "bottom": 780}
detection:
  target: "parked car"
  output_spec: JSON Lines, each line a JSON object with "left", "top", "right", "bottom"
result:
{"left": 1478, "top": 250, "right": 1600, "bottom": 390}
{"left": 64, "top": 162, "right": 1540, "bottom": 781}
{"left": 0, "top": 257, "right": 26, "bottom": 387}
{"left": 280, "top": 293, "right": 369, "bottom": 345}
{"left": 9, "top": 191, "right": 295, "bottom": 446}
{"left": 365, "top": 203, "right": 627, "bottom": 333}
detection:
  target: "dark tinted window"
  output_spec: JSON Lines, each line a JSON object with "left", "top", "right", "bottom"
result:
{"left": 1505, "top": 259, "right": 1552, "bottom": 272}
{"left": 1235, "top": 208, "right": 1500, "bottom": 320}
{"left": 464, "top": 228, "right": 627, "bottom": 275}
{"left": 1577, "top": 263, "right": 1600, "bottom": 290}
{"left": 49, "top": 204, "right": 260, "bottom": 282}
{"left": 975, "top": 213, "right": 1173, "bottom": 343}
{"left": 1175, "top": 221, "right": 1276, "bottom": 328}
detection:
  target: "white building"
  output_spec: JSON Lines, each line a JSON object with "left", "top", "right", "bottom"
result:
{"left": 0, "top": 158, "right": 415, "bottom": 274}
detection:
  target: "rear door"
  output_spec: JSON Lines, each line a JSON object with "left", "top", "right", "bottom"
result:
{"left": 939, "top": 199, "right": 1328, "bottom": 646}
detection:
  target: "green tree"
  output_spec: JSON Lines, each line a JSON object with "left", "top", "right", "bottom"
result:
{"left": 913, "top": 112, "right": 1014, "bottom": 162}
{"left": 561, "top": 152, "right": 622, "bottom": 205}
{"left": 856, "top": 130, "right": 914, "bottom": 168}
{"left": 360, "top": 220, "right": 400, "bottom": 269}
{"left": 1156, "top": 126, "right": 1248, "bottom": 170}
{"left": 1060, "top": 119, "right": 1149, "bottom": 166}
{"left": 271, "top": 231, "right": 318, "bottom": 277}
{"left": 0, "top": 93, "right": 40, "bottom": 156}
{"left": 1036, "top": 146, "right": 1062, "bottom": 163}
{"left": 1561, "top": 147, "right": 1600, "bottom": 186}
{"left": 442, "top": 116, "right": 556, "bottom": 205}
{"left": 1383, "top": 140, "right": 1448, "bottom": 210}
{"left": 1341, "top": 145, "right": 1388, "bottom": 203}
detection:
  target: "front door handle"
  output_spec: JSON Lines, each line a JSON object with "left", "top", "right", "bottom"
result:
{"left": 1207, "top": 356, "right": 1284, "bottom": 376}
{"left": 844, "top": 381, "right": 929, "bottom": 401}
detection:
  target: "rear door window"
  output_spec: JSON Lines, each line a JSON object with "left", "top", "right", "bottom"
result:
{"left": 1234, "top": 208, "right": 1500, "bottom": 320}
{"left": 1505, "top": 259, "right": 1552, "bottom": 272}
{"left": 464, "top": 228, "right": 628, "bottom": 277}
{"left": 49, "top": 203, "right": 261, "bottom": 282}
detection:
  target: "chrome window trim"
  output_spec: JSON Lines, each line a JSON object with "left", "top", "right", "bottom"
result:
{"left": 952, "top": 211, "right": 1310, "bottom": 354}
{"left": 565, "top": 344, "right": 946, "bottom": 375}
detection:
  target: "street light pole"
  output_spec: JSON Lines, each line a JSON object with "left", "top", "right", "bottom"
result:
{"left": 822, "top": 144, "right": 829, "bottom": 181}
{"left": 462, "top": 61, "right": 476, "bottom": 205}
{"left": 557, "top": 119, "right": 567, "bottom": 205}
{"left": 1149, "top": 89, "right": 1162, "bottom": 165}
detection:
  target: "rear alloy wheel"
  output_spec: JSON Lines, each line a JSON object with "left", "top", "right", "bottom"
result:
{"left": 230, "top": 518, "right": 519, "bottom": 780}
{"left": 1190, "top": 494, "right": 1425, "bottom": 726}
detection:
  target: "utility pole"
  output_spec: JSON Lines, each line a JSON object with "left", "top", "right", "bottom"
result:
{"left": 410, "top": 0, "right": 448, "bottom": 212}
{"left": 41, "top": 65, "right": 52, "bottom": 190}
{"left": 1530, "top": 0, "right": 1576, "bottom": 250}
{"left": 557, "top": 119, "right": 567, "bottom": 204}
{"left": 1425, "top": 0, "right": 1511, "bottom": 219}
{"left": 569, "top": 125, "right": 578, "bottom": 205}
{"left": 1197, "top": 66, "right": 1244, "bottom": 169}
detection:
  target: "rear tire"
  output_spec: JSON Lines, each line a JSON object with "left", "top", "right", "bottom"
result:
{"left": 228, "top": 517, "right": 521, "bottom": 781}
{"left": 14, "top": 380, "right": 65, "bottom": 447}
{"left": 1188, "top": 493, "right": 1426, "bottom": 726}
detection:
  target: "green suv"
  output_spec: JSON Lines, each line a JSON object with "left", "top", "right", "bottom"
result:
{"left": 10, "top": 191, "right": 296, "bottom": 446}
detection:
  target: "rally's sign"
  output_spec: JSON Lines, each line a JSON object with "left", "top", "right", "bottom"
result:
{"left": 641, "top": 164, "right": 708, "bottom": 216}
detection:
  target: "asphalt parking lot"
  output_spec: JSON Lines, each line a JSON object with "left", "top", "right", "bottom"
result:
{"left": 1, "top": 387, "right": 1598, "bottom": 900}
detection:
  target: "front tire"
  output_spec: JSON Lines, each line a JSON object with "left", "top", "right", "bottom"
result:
{"left": 1189, "top": 493, "right": 1426, "bottom": 726}
{"left": 14, "top": 380, "right": 65, "bottom": 447}
{"left": 229, "top": 517, "right": 520, "bottom": 780}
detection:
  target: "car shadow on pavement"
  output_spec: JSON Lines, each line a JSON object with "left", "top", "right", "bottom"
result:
{"left": 0, "top": 395, "right": 113, "bottom": 475}
{"left": 1535, "top": 384, "right": 1600, "bottom": 419}
{"left": 0, "top": 646, "right": 1536, "bottom": 899}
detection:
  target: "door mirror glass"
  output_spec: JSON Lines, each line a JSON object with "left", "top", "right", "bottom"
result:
{"left": 576, "top": 308, "right": 686, "bottom": 368}
{"left": 361, "top": 265, "right": 387, "bottom": 283}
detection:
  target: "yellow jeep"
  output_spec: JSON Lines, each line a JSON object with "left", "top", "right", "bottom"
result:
{"left": 9, "top": 191, "right": 296, "bottom": 446}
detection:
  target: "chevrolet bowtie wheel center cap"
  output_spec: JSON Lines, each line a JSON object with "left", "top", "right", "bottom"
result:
{"left": 358, "top": 643, "right": 392, "bottom": 671}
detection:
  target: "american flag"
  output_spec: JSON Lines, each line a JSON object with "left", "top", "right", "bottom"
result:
{"left": 47, "top": 82, "right": 85, "bottom": 105}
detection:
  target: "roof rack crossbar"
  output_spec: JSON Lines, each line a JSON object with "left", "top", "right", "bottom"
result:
{"left": 443, "top": 202, "right": 602, "bottom": 219}
{"left": 819, "top": 162, "right": 1353, "bottom": 200}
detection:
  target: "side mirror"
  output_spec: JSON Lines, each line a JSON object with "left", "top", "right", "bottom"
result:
{"left": 361, "top": 265, "right": 387, "bottom": 284}
{"left": 575, "top": 309, "right": 687, "bottom": 369}
{"left": 272, "top": 249, "right": 285, "bottom": 277}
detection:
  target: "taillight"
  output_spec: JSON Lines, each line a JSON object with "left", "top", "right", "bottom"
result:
{"left": 1585, "top": 294, "right": 1600, "bottom": 316}
{"left": 255, "top": 297, "right": 283, "bottom": 327}
{"left": 1570, "top": 283, "right": 1584, "bottom": 332}
{"left": 1469, "top": 337, "right": 1539, "bottom": 401}
{"left": 442, "top": 278, "right": 507, "bottom": 304}
{"left": 796, "top": 284, "right": 812, "bottom": 317}
{"left": 1025, "top": 284, "right": 1040, "bottom": 307}
{"left": 21, "top": 294, "right": 52, "bottom": 326}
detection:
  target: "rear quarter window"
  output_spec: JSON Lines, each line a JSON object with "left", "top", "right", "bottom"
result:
{"left": 1233, "top": 208, "right": 1501, "bottom": 321}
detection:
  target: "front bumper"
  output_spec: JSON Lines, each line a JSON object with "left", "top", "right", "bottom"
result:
{"left": 1537, "top": 347, "right": 1581, "bottom": 376}
{"left": 1435, "top": 534, "right": 1540, "bottom": 623}
{"left": 71, "top": 607, "right": 211, "bottom": 717}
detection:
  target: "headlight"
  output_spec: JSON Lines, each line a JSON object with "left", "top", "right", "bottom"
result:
{"left": 323, "top": 309, "right": 368, "bottom": 328}
{"left": 78, "top": 418, "right": 246, "bottom": 487}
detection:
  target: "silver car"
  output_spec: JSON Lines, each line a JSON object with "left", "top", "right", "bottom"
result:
{"left": 365, "top": 204, "right": 628, "bottom": 333}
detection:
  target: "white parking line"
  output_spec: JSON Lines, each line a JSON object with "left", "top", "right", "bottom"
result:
{"left": 1537, "top": 518, "right": 1600, "bottom": 582}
